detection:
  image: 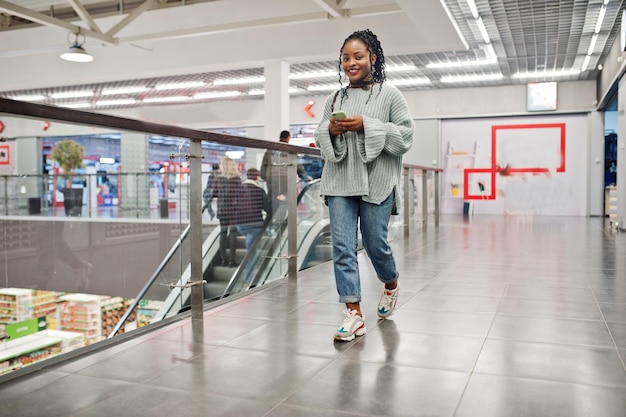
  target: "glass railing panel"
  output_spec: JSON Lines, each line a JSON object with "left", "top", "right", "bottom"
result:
{"left": 0, "top": 111, "right": 192, "bottom": 377}
{"left": 0, "top": 101, "right": 330, "bottom": 379}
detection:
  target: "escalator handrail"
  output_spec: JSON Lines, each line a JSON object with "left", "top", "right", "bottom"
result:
{"left": 221, "top": 178, "right": 321, "bottom": 296}
{"left": 108, "top": 206, "right": 209, "bottom": 337}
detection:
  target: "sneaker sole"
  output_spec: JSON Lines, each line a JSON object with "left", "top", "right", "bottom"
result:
{"left": 333, "top": 326, "right": 366, "bottom": 342}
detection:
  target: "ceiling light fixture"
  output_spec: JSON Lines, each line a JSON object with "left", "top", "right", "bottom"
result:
{"left": 60, "top": 30, "right": 93, "bottom": 63}
{"left": 387, "top": 64, "right": 419, "bottom": 72}
{"left": 476, "top": 17, "right": 491, "bottom": 44}
{"left": 96, "top": 99, "right": 136, "bottom": 106}
{"left": 581, "top": 55, "right": 591, "bottom": 72}
{"left": 57, "top": 103, "right": 91, "bottom": 109}
{"left": 387, "top": 78, "right": 431, "bottom": 86}
{"left": 248, "top": 87, "right": 300, "bottom": 95}
{"left": 289, "top": 70, "right": 335, "bottom": 79}
{"left": 512, "top": 69, "right": 580, "bottom": 79}
{"left": 306, "top": 84, "right": 340, "bottom": 92}
{"left": 102, "top": 86, "right": 148, "bottom": 95}
{"left": 427, "top": 58, "right": 496, "bottom": 69}
{"left": 143, "top": 96, "right": 189, "bottom": 103}
{"left": 466, "top": 0, "right": 479, "bottom": 18}
{"left": 155, "top": 81, "right": 205, "bottom": 91}
{"left": 213, "top": 76, "right": 265, "bottom": 86}
{"left": 193, "top": 91, "right": 241, "bottom": 99}
{"left": 11, "top": 94, "right": 45, "bottom": 101}
{"left": 440, "top": 73, "right": 503, "bottom": 83}
{"left": 50, "top": 91, "right": 94, "bottom": 99}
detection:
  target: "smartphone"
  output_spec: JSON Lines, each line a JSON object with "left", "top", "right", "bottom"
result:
{"left": 331, "top": 110, "right": 347, "bottom": 120}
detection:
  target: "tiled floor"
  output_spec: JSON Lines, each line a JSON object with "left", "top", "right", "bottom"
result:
{"left": 1, "top": 215, "right": 625, "bottom": 417}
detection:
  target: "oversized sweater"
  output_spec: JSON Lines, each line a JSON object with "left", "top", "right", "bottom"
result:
{"left": 314, "top": 84, "right": 414, "bottom": 205}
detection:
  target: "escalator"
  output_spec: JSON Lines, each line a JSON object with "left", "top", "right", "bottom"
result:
{"left": 110, "top": 179, "right": 330, "bottom": 335}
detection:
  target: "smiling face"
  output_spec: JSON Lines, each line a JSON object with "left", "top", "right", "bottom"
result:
{"left": 341, "top": 39, "right": 376, "bottom": 85}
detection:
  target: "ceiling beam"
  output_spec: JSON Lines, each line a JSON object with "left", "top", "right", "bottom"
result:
{"left": 0, "top": 0, "right": 116, "bottom": 45}
{"left": 106, "top": 0, "right": 157, "bottom": 37}
{"left": 120, "top": 4, "right": 401, "bottom": 43}
{"left": 311, "top": 0, "right": 346, "bottom": 18}
{"left": 67, "top": 0, "right": 103, "bottom": 33}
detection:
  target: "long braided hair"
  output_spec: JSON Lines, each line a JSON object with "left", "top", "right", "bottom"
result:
{"left": 337, "top": 29, "right": 386, "bottom": 105}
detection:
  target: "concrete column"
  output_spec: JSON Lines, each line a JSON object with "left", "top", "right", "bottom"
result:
{"left": 617, "top": 77, "right": 626, "bottom": 228}
{"left": 120, "top": 132, "right": 149, "bottom": 216}
{"left": 264, "top": 60, "right": 290, "bottom": 140}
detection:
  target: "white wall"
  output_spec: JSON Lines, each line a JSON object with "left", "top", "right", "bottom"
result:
{"left": 3, "top": 80, "right": 603, "bottom": 216}
{"left": 440, "top": 114, "right": 590, "bottom": 216}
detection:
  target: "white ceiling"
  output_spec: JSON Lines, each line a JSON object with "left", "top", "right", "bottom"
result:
{"left": 0, "top": 0, "right": 624, "bottom": 109}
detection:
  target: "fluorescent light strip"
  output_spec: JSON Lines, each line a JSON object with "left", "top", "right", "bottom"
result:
{"left": 213, "top": 76, "right": 265, "bottom": 86}
{"left": 595, "top": 6, "right": 607, "bottom": 33}
{"left": 289, "top": 70, "right": 335, "bottom": 79}
{"left": 387, "top": 78, "right": 430, "bottom": 86}
{"left": 11, "top": 95, "right": 45, "bottom": 101}
{"left": 512, "top": 69, "right": 580, "bottom": 79}
{"left": 57, "top": 103, "right": 91, "bottom": 109}
{"left": 440, "top": 73, "right": 503, "bottom": 83}
{"left": 193, "top": 91, "right": 241, "bottom": 99}
{"left": 387, "top": 64, "right": 418, "bottom": 72}
{"left": 155, "top": 81, "right": 205, "bottom": 91}
{"left": 427, "top": 58, "right": 497, "bottom": 69}
{"left": 581, "top": 55, "right": 591, "bottom": 72}
{"left": 248, "top": 87, "right": 300, "bottom": 96}
{"left": 588, "top": 34, "right": 598, "bottom": 55}
{"left": 466, "top": 0, "right": 479, "bottom": 18}
{"left": 143, "top": 96, "right": 189, "bottom": 103}
{"left": 289, "top": 65, "right": 416, "bottom": 80}
{"left": 96, "top": 99, "right": 136, "bottom": 106}
{"left": 102, "top": 86, "right": 147, "bottom": 95}
{"left": 486, "top": 43, "right": 497, "bottom": 60}
{"left": 476, "top": 17, "right": 491, "bottom": 43}
{"left": 50, "top": 91, "right": 94, "bottom": 99}
{"left": 306, "top": 84, "right": 339, "bottom": 92}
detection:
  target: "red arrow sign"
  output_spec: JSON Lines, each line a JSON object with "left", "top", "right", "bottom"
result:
{"left": 304, "top": 100, "right": 315, "bottom": 118}
{"left": 0, "top": 120, "right": 4, "bottom": 133}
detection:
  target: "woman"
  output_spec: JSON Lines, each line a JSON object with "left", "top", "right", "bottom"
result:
{"left": 211, "top": 157, "right": 243, "bottom": 267}
{"left": 314, "top": 29, "right": 414, "bottom": 342}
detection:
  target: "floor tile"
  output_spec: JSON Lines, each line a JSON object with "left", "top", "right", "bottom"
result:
{"left": 456, "top": 373, "right": 626, "bottom": 417}
{"left": 488, "top": 315, "right": 615, "bottom": 347}
{"left": 285, "top": 360, "right": 469, "bottom": 417}
{"left": 474, "top": 339, "right": 626, "bottom": 387}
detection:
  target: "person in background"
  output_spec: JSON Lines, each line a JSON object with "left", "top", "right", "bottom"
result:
{"left": 211, "top": 157, "right": 242, "bottom": 267}
{"left": 260, "top": 130, "right": 313, "bottom": 220}
{"left": 203, "top": 163, "right": 220, "bottom": 220}
{"left": 260, "top": 130, "right": 291, "bottom": 221}
{"left": 236, "top": 168, "right": 271, "bottom": 250}
{"left": 314, "top": 29, "right": 414, "bottom": 342}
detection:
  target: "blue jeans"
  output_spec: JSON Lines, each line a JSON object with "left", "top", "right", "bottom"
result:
{"left": 327, "top": 193, "right": 399, "bottom": 304}
{"left": 236, "top": 223, "right": 264, "bottom": 250}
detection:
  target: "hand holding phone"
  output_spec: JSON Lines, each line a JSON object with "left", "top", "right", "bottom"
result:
{"left": 331, "top": 111, "right": 347, "bottom": 120}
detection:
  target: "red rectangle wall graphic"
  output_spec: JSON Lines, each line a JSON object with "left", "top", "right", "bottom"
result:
{"left": 463, "top": 123, "right": 566, "bottom": 200}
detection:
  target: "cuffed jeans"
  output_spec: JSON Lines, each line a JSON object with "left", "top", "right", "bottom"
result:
{"left": 327, "top": 193, "right": 399, "bottom": 304}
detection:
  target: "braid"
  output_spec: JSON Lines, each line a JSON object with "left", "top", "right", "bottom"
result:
{"left": 336, "top": 29, "right": 386, "bottom": 105}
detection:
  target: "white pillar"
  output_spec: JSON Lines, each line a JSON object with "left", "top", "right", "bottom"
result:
{"left": 120, "top": 132, "right": 150, "bottom": 215}
{"left": 616, "top": 77, "right": 626, "bottom": 227}
{"left": 264, "top": 60, "right": 290, "bottom": 141}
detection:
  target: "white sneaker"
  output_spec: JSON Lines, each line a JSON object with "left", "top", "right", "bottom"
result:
{"left": 377, "top": 284, "right": 399, "bottom": 318}
{"left": 334, "top": 309, "right": 366, "bottom": 342}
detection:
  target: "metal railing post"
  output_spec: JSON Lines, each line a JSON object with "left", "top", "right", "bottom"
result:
{"left": 189, "top": 140, "right": 204, "bottom": 320}
{"left": 422, "top": 169, "right": 428, "bottom": 228}
{"left": 287, "top": 152, "right": 298, "bottom": 280}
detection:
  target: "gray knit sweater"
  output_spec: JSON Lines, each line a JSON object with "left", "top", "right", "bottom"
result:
{"left": 314, "top": 84, "right": 414, "bottom": 205}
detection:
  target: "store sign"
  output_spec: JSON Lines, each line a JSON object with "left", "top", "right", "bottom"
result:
{"left": 3, "top": 317, "right": 46, "bottom": 340}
